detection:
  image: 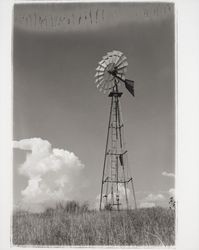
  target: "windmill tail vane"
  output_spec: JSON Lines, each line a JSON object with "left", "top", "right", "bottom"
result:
{"left": 125, "top": 79, "right": 135, "bottom": 97}
{"left": 94, "top": 50, "right": 137, "bottom": 211}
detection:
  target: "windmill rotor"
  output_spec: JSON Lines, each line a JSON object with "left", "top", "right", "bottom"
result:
{"left": 95, "top": 50, "right": 135, "bottom": 96}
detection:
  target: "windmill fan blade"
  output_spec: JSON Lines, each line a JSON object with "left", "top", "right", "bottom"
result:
{"left": 95, "top": 76, "right": 104, "bottom": 83}
{"left": 117, "top": 73, "right": 125, "bottom": 80}
{"left": 95, "top": 71, "right": 104, "bottom": 77}
{"left": 117, "top": 61, "right": 128, "bottom": 70}
{"left": 125, "top": 79, "right": 135, "bottom": 97}
{"left": 97, "top": 79, "right": 105, "bottom": 89}
{"left": 114, "top": 51, "right": 123, "bottom": 64}
{"left": 113, "top": 50, "right": 123, "bottom": 57}
{"left": 117, "top": 67, "right": 126, "bottom": 74}
{"left": 116, "top": 55, "right": 127, "bottom": 67}
{"left": 117, "top": 67, "right": 127, "bottom": 74}
{"left": 96, "top": 66, "right": 104, "bottom": 72}
{"left": 99, "top": 60, "right": 107, "bottom": 68}
{"left": 105, "top": 57, "right": 112, "bottom": 65}
{"left": 103, "top": 54, "right": 113, "bottom": 62}
{"left": 111, "top": 55, "right": 118, "bottom": 64}
{"left": 102, "top": 56, "right": 110, "bottom": 62}
{"left": 107, "top": 52, "right": 117, "bottom": 63}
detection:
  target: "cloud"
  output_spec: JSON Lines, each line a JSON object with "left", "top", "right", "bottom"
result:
{"left": 94, "top": 184, "right": 131, "bottom": 210}
{"left": 138, "top": 193, "right": 165, "bottom": 208}
{"left": 140, "top": 202, "right": 155, "bottom": 208}
{"left": 162, "top": 171, "right": 175, "bottom": 178}
{"left": 144, "top": 193, "right": 165, "bottom": 202}
{"left": 169, "top": 188, "right": 175, "bottom": 197}
{"left": 13, "top": 138, "right": 84, "bottom": 212}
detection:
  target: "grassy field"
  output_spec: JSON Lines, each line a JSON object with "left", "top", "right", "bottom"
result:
{"left": 12, "top": 203, "right": 175, "bottom": 246}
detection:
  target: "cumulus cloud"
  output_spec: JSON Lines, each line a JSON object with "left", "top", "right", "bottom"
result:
{"left": 140, "top": 202, "right": 155, "bottom": 208}
{"left": 169, "top": 188, "right": 175, "bottom": 197}
{"left": 94, "top": 184, "right": 131, "bottom": 210}
{"left": 144, "top": 193, "right": 165, "bottom": 202}
{"left": 138, "top": 193, "right": 165, "bottom": 208}
{"left": 162, "top": 171, "right": 175, "bottom": 178}
{"left": 13, "top": 138, "right": 84, "bottom": 212}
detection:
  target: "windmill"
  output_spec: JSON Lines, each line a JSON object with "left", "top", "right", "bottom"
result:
{"left": 95, "top": 50, "right": 137, "bottom": 211}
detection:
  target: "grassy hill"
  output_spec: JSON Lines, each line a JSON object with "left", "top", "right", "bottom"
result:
{"left": 12, "top": 203, "right": 175, "bottom": 246}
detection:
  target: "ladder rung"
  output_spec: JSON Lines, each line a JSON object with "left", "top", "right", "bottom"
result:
{"left": 109, "top": 124, "right": 123, "bottom": 129}
{"left": 106, "top": 150, "right": 127, "bottom": 156}
{"left": 103, "top": 180, "right": 132, "bottom": 184}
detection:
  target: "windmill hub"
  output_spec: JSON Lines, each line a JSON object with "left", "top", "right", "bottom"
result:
{"left": 94, "top": 50, "right": 137, "bottom": 211}
{"left": 103, "top": 63, "right": 115, "bottom": 81}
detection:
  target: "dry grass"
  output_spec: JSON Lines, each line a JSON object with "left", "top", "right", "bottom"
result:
{"left": 12, "top": 204, "right": 175, "bottom": 246}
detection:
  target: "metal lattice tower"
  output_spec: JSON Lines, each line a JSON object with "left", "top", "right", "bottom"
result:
{"left": 94, "top": 50, "right": 137, "bottom": 210}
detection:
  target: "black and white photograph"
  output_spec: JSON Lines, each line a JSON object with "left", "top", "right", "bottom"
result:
{"left": 12, "top": 2, "right": 175, "bottom": 246}
{"left": 1, "top": 0, "right": 199, "bottom": 249}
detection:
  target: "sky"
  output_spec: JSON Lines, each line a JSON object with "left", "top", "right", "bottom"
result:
{"left": 13, "top": 2, "right": 175, "bottom": 211}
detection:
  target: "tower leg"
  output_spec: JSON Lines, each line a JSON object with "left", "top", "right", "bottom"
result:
{"left": 116, "top": 94, "right": 129, "bottom": 210}
{"left": 122, "top": 165, "right": 129, "bottom": 210}
{"left": 99, "top": 97, "right": 113, "bottom": 210}
{"left": 131, "top": 178, "right": 137, "bottom": 209}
